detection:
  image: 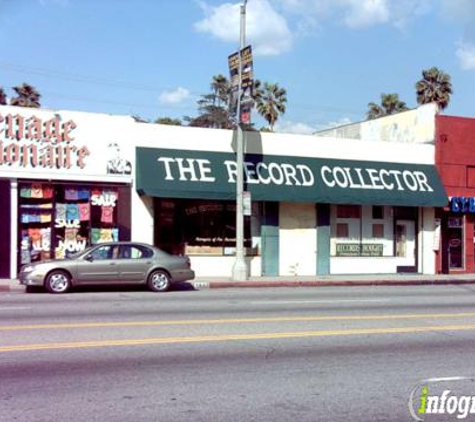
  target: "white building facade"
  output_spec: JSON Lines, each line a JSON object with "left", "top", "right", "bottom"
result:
{"left": 0, "top": 105, "right": 446, "bottom": 279}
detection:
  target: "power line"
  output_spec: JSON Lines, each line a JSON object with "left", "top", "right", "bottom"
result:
{"left": 1, "top": 60, "right": 365, "bottom": 116}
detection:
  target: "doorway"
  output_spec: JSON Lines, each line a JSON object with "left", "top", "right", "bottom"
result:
{"left": 395, "top": 219, "right": 416, "bottom": 272}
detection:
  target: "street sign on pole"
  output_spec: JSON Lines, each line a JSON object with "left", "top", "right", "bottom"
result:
{"left": 228, "top": 45, "right": 253, "bottom": 122}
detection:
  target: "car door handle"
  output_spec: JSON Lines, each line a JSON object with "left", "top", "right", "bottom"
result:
{"left": 109, "top": 262, "right": 117, "bottom": 266}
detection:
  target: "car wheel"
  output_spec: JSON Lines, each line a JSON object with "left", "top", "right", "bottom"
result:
{"left": 148, "top": 270, "right": 171, "bottom": 292}
{"left": 45, "top": 270, "right": 71, "bottom": 294}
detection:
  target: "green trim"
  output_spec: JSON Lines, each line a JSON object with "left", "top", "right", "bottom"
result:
{"left": 261, "top": 202, "right": 279, "bottom": 276}
{"left": 317, "top": 204, "right": 330, "bottom": 275}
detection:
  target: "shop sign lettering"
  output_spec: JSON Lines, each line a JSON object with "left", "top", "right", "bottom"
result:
{"left": 450, "top": 197, "right": 475, "bottom": 213}
{"left": 55, "top": 219, "right": 81, "bottom": 228}
{"left": 91, "top": 194, "right": 117, "bottom": 207}
{"left": 336, "top": 243, "right": 384, "bottom": 257}
{"left": 0, "top": 113, "right": 90, "bottom": 169}
{"left": 56, "top": 239, "right": 87, "bottom": 253}
{"left": 32, "top": 238, "right": 51, "bottom": 252}
{"left": 155, "top": 156, "right": 436, "bottom": 192}
{"left": 320, "top": 166, "right": 434, "bottom": 192}
{"left": 157, "top": 156, "right": 314, "bottom": 187}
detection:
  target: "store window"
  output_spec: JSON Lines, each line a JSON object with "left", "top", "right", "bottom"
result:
{"left": 337, "top": 205, "right": 361, "bottom": 219}
{"left": 372, "top": 224, "right": 385, "bottom": 238}
{"left": 336, "top": 223, "right": 349, "bottom": 238}
{"left": 332, "top": 204, "right": 394, "bottom": 257}
{"left": 154, "top": 198, "right": 257, "bottom": 256}
{"left": 447, "top": 216, "right": 464, "bottom": 269}
{"left": 18, "top": 182, "right": 125, "bottom": 265}
{"left": 372, "top": 206, "right": 384, "bottom": 219}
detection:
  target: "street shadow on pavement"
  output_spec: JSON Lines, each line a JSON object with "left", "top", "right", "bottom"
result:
{"left": 24, "top": 282, "right": 197, "bottom": 294}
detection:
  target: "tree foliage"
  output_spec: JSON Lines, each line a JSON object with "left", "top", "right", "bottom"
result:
{"left": 255, "top": 82, "right": 287, "bottom": 131}
{"left": 367, "top": 93, "right": 409, "bottom": 120}
{"left": 187, "top": 75, "right": 287, "bottom": 132}
{"left": 415, "top": 66, "right": 453, "bottom": 111}
{"left": 155, "top": 117, "right": 182, "bottom": 126}
{"left": 10, "top": 83, "right": 41, "bottom": 108}
{"left": 0, "top": 87, "right": 7, "bottom": 105}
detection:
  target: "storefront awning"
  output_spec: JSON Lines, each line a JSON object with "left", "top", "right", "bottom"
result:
{"left": 136, "top": 147, "right": 447, "bottom": 207}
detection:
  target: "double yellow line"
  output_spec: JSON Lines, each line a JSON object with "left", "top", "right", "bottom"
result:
{"left": 1, "top": 323, "right": 475, "bottom": 353}
{"left": 2, "top": 312, "right": 475, "bottom": 353}
{"left": 2, "top": 311, "right": 475, "bottom": 331}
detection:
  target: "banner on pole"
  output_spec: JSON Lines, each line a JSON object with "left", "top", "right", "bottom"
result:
{"left": 228, "top": 45, "right": 254, "bottom": 122}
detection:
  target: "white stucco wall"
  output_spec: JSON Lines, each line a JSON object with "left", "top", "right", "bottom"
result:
{"left": 315, "top": 103, "right": 438, "bottom": 144}
{"left": 279, "top": 202, "right": 317, "bottom": 276}
{"left": 187, "top": 256, "right": 261, "bottom": 278}
{"left": 131, "top": 193, "right": 154, "bottom": 245}
{"left": 418, "top": 207, "right": 436, "bottom": 275}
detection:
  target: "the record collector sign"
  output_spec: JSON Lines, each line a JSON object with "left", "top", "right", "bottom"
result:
{"left": 136, "top": 147, "right": 447, "bottom": 207}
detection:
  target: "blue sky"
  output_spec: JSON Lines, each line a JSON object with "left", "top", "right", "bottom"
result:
{"left": 0, "top": 0, "right": 474, "bottom": 133}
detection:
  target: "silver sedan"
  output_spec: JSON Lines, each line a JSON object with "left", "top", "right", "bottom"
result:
{"left": 18, "top": 242, "right": 195, "bottom": 294}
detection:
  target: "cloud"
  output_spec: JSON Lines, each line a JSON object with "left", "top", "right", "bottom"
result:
{"left": 159, "top": 87, "right": 190, "bottom": 105}
{"left": 275, "top": 120, "right": 317, "bottom": 134}
{"left": 441, "top": 0, "right": 475, "bottom": 23}
{"left": 194, "top": 0, "right": 292, "bottom": 56}
{"left": 441, "top": 0, "right": 475, "bottom": 70}
{"left": 275, "top": 117, "right": 352, "bottom": 134}
{"left": 342, "top": 0, "right": 390, "bottom": 29}
{"left": 456, "top": 41, "right": 475, "bottom": 70}
{"left": 276, "top": 0, "right": 432, "bottom": 30}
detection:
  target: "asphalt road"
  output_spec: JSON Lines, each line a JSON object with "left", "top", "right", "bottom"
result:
{"left": 1, "top": 284, "right": 475, "bottom": 422}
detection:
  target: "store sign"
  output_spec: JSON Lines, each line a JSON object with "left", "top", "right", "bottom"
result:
{"left": 450, "top": 197, "right": 475, "bottom": 213}
{"left": 0, "top": 112, "right": 89, "bottom": 169}
{"left": 336, "top": 243, "right": 384, "bottom": 257}
{"left": 0, "top": 106, "right": 133, "bottom": 182}
{"left": 136, "top": 147, "right": 447, "bottom": 207}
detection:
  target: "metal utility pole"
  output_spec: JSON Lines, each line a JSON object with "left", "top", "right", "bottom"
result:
{"left": 232, "top": 0, "right": 248, "bottom": 281}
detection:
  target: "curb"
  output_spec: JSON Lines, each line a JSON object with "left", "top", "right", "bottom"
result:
{"left": 201, "top": 279, "right": 475, "bottom": 289}
{"left": 2, "top": 279, "right": 475, "bottom": 293}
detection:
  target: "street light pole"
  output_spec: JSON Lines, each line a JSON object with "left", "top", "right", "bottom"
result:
{"left": 232, "top": 0, "right": 248, "bottom": 281}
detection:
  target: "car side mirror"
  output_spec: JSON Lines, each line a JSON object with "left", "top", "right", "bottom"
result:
{"left": 85, "top": 254, "right": 94, "bottom": 262}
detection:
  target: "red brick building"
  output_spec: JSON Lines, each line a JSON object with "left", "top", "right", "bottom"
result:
{"left": 435, "top": 115, "right": 475, "bottom": 273}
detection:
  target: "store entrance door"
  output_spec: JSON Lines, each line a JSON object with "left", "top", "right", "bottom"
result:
{"left": 395, "top": 219, "right": 416, "bottom": 273}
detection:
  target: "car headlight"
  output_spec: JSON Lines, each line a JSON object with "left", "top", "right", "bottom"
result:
{"left": 22, "top": 265, "right": 36, "bottom": 273}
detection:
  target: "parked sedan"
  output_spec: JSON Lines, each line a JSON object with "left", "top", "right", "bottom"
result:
{"left": 18, "top": 242, "right": 195, "bottom": 294}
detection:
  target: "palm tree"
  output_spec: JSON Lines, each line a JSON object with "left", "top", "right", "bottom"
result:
{"left": 416, "top": 67, "right": 453, "bottom": 111}
{"left": 155, "top": 117, "right": 182, "bottom": 126}
{"left": 10, "top": 83, "right": 41, "bottom": 108}
{"left": 255, "top": 82, "right": 287, "bottom": 131}
{"left": 367, "top": 93, "right": 409, "bottom": 120}
{"left": 0, "top": 87, "right": 7, "bottom": 105}
{"left": 211, "top": 74, "right": 231, "bottom": 108}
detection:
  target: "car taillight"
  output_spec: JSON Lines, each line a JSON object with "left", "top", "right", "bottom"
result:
{"left": 185, "top": 257, "right": 191, "bottom": 268}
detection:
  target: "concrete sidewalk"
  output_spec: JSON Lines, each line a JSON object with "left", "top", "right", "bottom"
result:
{"left": 3, "top": 273, "right": 475, "bottom": 293}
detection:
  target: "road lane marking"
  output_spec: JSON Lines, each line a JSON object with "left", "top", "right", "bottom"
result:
{"left": 1, "top": 324, "right": 475, "bottom": 353}
{"left": 251, "top": 299, "right": 391, "bottom": 304}
{"left": 2, "top": 312, "right": 475, "bottom": 331}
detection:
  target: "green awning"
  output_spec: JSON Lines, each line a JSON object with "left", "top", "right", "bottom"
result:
{"left": 136, "top": 147, "right": 447, "bottom": 206}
